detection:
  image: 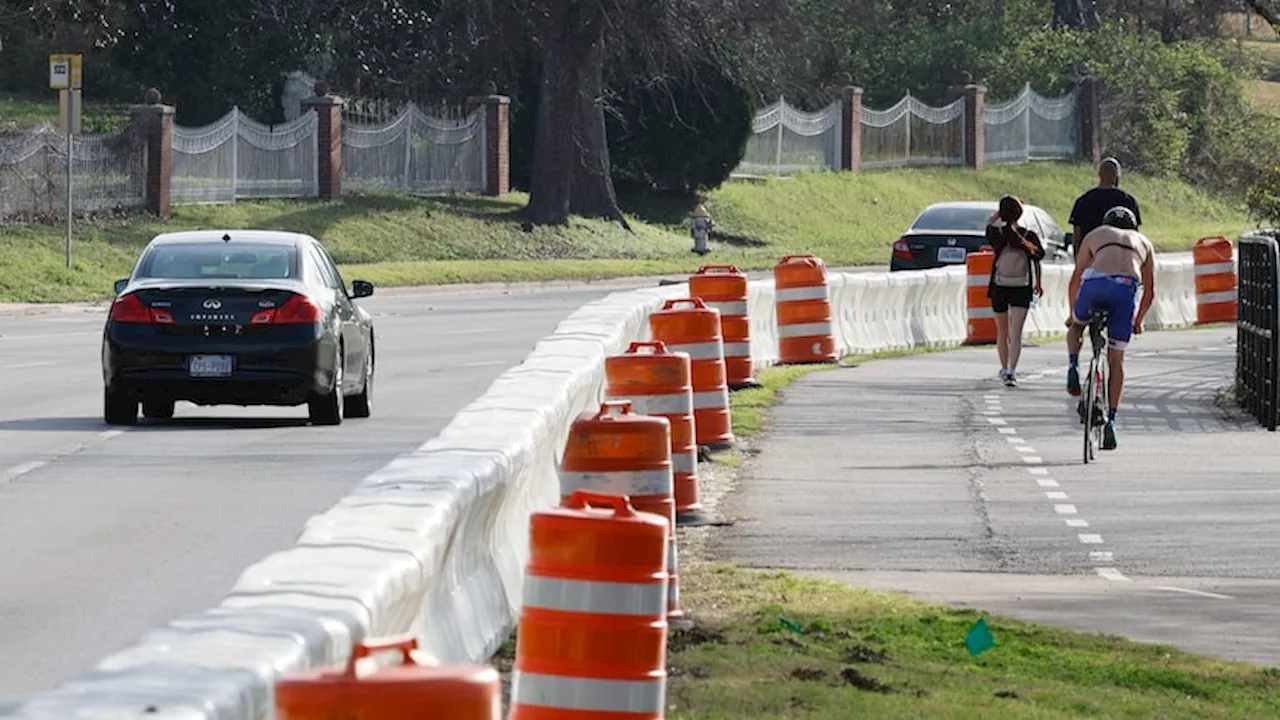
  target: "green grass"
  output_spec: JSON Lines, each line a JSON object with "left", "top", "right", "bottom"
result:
{"left": 0, "top": 160, "right": 1255, "bottom": 303}
{"left": 0, "top": 93, "right": 132, "bottom": 133}
{"left": 664, "top": 566, "right": 1280, "bottom": 719}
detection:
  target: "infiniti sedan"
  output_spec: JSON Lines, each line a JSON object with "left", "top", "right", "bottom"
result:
{"left": 889, "top": 200, "right": 1072, "bottom": 271}
{"left": 102, "top": 230, "right": 376, "bottom": 426}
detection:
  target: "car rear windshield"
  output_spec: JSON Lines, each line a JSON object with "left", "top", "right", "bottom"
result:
{"left": 136, "top": 242, "right": 299, "bottom": 280}
{"left": 910, "top": 206, "right": 994, "bottom": 232}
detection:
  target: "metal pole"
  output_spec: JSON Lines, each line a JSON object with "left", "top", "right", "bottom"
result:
{"left": 65, "top": 91, "right": 73, "bottom": 270}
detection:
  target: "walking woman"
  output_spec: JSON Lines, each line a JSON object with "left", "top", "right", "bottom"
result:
{"left": 986, "top": 195, "right": 1045, "bottom": 387}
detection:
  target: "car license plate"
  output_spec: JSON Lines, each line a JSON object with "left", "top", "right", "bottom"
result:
{"left": 189, "top": 354, "right": 233, "bottom": 377}
{"left": 937, "top": 246, "right": 967, "bottom": 263}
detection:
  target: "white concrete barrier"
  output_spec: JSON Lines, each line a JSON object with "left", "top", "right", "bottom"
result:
{"left": 3, "top": 251, "right": 1210, "bottom": 719}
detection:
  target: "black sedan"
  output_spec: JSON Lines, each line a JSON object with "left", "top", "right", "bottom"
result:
{"left": 102, "top": 230, "right": 376, "bottom": 426}
{"left": 889, "top": 200, "right": 1072, "bottom": 271}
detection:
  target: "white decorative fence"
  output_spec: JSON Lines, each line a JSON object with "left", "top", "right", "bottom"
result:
{"left": 734, "top": 97, "right": 844, "bottom": 177}
{"left": 983, "top": 82, "right": 1080, "bottom": 164}
{"left": 0, "top": 125, "right": 146, "bottom": 223}
{"left": 171, "top": 108, "right": 320, "bottom": 204}
{"left": 861, "top": 94, "right": 966, "bottom": 170}
{"left": 342, "top": 103, "right": 487, "bottom": 196}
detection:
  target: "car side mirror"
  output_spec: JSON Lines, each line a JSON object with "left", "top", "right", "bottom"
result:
{"left": 113, "top": 278, "right": 129, "bottom": 295}
{"left": 350, "top": 280, "right": 375, "bottom": 299}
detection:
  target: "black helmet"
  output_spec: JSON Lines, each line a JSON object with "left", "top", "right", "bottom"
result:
{"left": 1102, "top": 206, "right": 1137, "bottom": 230}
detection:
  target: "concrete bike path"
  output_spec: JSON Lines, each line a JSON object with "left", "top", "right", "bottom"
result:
{"left": 710, "top": 327, "right": 1280, "bottom": 667}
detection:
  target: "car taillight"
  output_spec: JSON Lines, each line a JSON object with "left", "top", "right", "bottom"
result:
{"left": 270, "top": 295, "right": 322, "bottom": 324}
{"left": 893, "top": 238, "right": 912, "bottom": 261}
{"left": 109, "top": 293, "right": 172, "bottom": 324}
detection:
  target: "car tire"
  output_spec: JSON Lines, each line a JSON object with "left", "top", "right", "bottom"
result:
{"left": 103, "top": 386, "right": 138, "bottom": 426}
{"left": 142, "top": 397, "right": 175, "bottom": 420}
{"left": 344, "top": 348, "right": 373, "bottom": 419}
{"left": 308, "top": 347, "right": 344, "bottom": 426}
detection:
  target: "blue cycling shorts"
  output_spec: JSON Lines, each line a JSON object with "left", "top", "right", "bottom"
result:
{"left": 1072, "top": 274, "right": 1139, "bottom": 351}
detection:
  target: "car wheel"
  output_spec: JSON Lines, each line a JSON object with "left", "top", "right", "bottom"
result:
{"left": 308, "top": 346, "right": 344, "bottom": 426}
{"left": 344, "top": 348, "right": 373, "bottom": 419}
{"left": 103, "top": 386, "right": 138, "bottom": 426}
{"left": 142, "top": 397, "right": 175, "bottom": 420}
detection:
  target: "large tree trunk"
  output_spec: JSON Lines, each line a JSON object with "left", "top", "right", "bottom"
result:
{"left": 568, "top": 27, "right": 631, "bottom": 230}
{"left": 525, "top": 0, "right": 607, "bottom": 226}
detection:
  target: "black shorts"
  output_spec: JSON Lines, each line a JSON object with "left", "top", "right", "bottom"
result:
{"left": 989, "top": 285, "right": 1033, "bottom": 313}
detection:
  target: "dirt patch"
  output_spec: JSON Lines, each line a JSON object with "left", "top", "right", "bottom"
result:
{"left": 840, "top": 666, "right": 895, "bottom": 693}
{"left": 843, "top": 643, "right": 892, "bottom": 664}
{"left": 790, "top": 666, "right": 828, "bottom": 681}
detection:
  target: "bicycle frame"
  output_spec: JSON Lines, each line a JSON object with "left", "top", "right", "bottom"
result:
{"left": 1082, "top": 309, "right": 1109, "bottom": 463}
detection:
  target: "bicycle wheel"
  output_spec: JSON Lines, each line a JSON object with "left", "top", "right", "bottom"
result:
{"left": 1083, "top": 351, "right": 1098, "bottom": 463}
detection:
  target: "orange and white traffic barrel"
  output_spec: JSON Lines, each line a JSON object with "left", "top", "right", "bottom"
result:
{"left": 649, "top": 297, "right": 734, "bottom": 450}
{"left": 558, "top": 401, "right": 687, "bottom": 624}
{"left": 689, "top": 264, "right": 757, "bottom": 389}
{"left": 774, "top": 255, "right": 837, "bottom": 363}
{"left": 1194, "top": 236, "right": 1238, "bottom": 324}
{"left": 275, "top": 635, "right": 501, "bottom": 719}
{"left": 510, "top": 490, "right": 669, "bottom": 720}
{"left": 605, "top": 341, "right": 711, "bottom": 527}
{"left": 965, "top": 248, "right": 997, "bottom": 344}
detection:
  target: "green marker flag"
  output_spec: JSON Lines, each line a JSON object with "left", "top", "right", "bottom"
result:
{"left": 965, "top": 618, "right": 996, "bottom": 656}
{"left": 779, "top": 616, "right": 805, "bottom": 633}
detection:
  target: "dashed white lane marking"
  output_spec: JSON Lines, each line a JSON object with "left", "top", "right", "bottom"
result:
{"left": 3, "top": 460, "right": 46, "bottom": 480}
{"left": 460, "top": 360, "right": 510, "bottom": 368}
{"left": 1036, "top": 478, "right": 1060, "bottom": 488}
{"left": 998, "top": 427, "right": 1018, "bottom": 435}
{"left": 1045, "top": 491, "right": 1069, "bottom": 500}
{"left": 1022, "top": 456, "right": 1043, "bottom": 463}
{"left": 1055, "top": 504, "right": 1078, "bottom": 515}
{"left": 1, "top": 428, "right": 127, "bottom": 484}
{"left": 982, "top": 410, "right": 1002, "bottom": 416}
{"left": 1153, "top": 585, "right": 1233, "bottom": 600}
{"left": 1015, "top": 446, "right": 1035, "bottom": 453}
{"left": 1, "top": 360, "right": 59, "bottom": 370}
{"left": 1096, "top": 568, "right": 1130, "bottom": 581}
{"left": 983, "top": 395, "right": 999, "bottom": 400}
{"left": 1078, "top": 534, "right": 1104, "bottom": 544}
{"left": 1006, "top": 436, "right": 1026, "bottom": 443}
{"left": 1089, "top": 551, "right": 1114, "bottom": 563}
{"left": 1028, "top": 467, "right": 1049, "bottom": 475}
{"left": 1065, "top": 519, "right": 1090, "bottom": 527}
{"left": 986, "top": 417, "right": 1007, "bottom": 426}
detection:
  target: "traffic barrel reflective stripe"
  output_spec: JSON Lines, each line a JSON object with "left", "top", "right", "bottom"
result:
{"left": 1193, "top": 236, "right": 1238, "bottom": 324}
{"left": 605, "top": 341, "right": 711, "bottom": 527}
{"left": 965, "top": 249, "right": 997, "bottom": 344}
{"left": 275, "top": 635, "right": 501, "bottom": 719}
{"left": 774, "top": 255, "right": 837, "bottom": 363}
{"left": 649, "top": 298, "right": 734, "bottom": 449}
{"left": 511, "top": 490, "right": 668, "bottom": 720}
{"left": 689, "top": 265, "right": 756, "bottom": 388}
{"left": 557, "top": 401, "right": 686, "bottom": 622}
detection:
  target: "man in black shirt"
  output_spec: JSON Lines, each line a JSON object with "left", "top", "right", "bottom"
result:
{"left": 1068, "top": 157, "right": 1142, "bottom": 255}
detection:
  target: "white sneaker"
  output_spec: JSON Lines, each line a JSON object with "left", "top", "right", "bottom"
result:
{"left": 1003, "top": 372, "right": 1017, "bottom": 387}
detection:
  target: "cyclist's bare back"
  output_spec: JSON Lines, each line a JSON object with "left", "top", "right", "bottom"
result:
{"left": 1076, "top": 225, "right": 1153, "bottom": 280}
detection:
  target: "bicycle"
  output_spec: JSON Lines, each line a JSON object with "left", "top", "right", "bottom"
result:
{"left": 1078, "top": 308, "right": 1109, "bottom": 463}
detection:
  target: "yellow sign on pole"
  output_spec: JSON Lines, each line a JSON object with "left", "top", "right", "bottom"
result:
{"left": 49, "top": 54, "right": 83, "bottom": 90}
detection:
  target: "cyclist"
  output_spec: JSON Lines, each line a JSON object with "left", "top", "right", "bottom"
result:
{"left": 1065, "top": 206, "right": 1156, "bottom": 450}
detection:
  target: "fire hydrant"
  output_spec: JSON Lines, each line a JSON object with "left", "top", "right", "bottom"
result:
{"left": 691, "top": 202, "right": 714, "bottom": 255}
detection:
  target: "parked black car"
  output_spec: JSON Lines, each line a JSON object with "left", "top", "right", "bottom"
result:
{"left": 101, "top": 230, "right": 376, "bottom": 426}
{"left": 889, "top": 200, "right": 1072, "bottom": 271}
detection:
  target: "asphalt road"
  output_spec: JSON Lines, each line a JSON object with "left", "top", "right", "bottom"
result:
{"left": 712, "top": 327, "right": 1280, "bottom": 667}
{"left": 0, "top": 285, "right": 619, "bottom": 700}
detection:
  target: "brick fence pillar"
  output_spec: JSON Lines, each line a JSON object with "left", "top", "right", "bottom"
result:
{"left": 129, "top": 89, "right": 175, "bottom": 219}
{"left": 840, "top": 86, "right": 863, "bottom": 173}
{"left": 1076, "top": 75, "right": 1103, "bottom": 164}
{"left": 303, "top": 94, "right": 344, "bottom": 200}
{"left": 947, "top": 83, "right": 985, "bottom": 170}
{"left": 466, "top": 94, "right": 510, "bottom": 196}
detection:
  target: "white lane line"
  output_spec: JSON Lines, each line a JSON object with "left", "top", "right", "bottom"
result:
{"left": 1096, "top": 568, "right": 1130, "bottom": 581}
{"left": 1005, "top": 436, "right": 1026, "bottom": 443}
{"left": 3, "top": 460, "right": 46, "bottom": 480}
{"left": 1022, "top": 456, "right": 1043, "bottom": 463}
{"left": 998, "top": 428, "right": 1017, "bottom": 435}
{"left": 99, "top": 429, "right": 124, "bottom": 440}
{"left": 1089, "top": 551, "right": 1114, "bottom": 563}
{"left": 438, "top": 329, "right": 505, "bottom": 336}
{"left": 0, "top": 429, "right": 127, "bottom": 485}
{"left": 1028, "top": 468, "right": 1049, "bottom": 475}
{"left": 987, "top": 417, "right": 1007, "bottom": 426}
{"left": 460, "top": 360, "right": 510, "bottom": 368}
{"left": 0, "top": 330, "right": 98, "bottom": 342}
{"left": 1078, "top": 534, "right": 1104, "bottom": 544}
{"left": 1036, "top": 479, "right": 1060, "bottom": 488}
{"left": 1153, "top": 585, "right": 1234, "bottom": 600}
{"left": 1045, "top": 491, "right": 1069, "bottom": 500}
{"left": 982, "top": 410, "right": 1002, "bottom": 416}
{"left": 983, "top": 395, "right": 999, "bottom": 400}
{"left": 1, "top": 360, "right": 59, "bottom": 370}
{"left": 1065, "top": 518, "right": 1090, "bottom": 527}
{"left": 1015, "top": 446, "right": 1035, "bottom": 454}
{"left": 1054, "top": 504, "right": 1078, "bottom": 515}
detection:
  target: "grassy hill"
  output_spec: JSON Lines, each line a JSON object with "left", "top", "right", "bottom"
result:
{"left": 0, "top": 159, "right": 1256, "bottom": 303}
